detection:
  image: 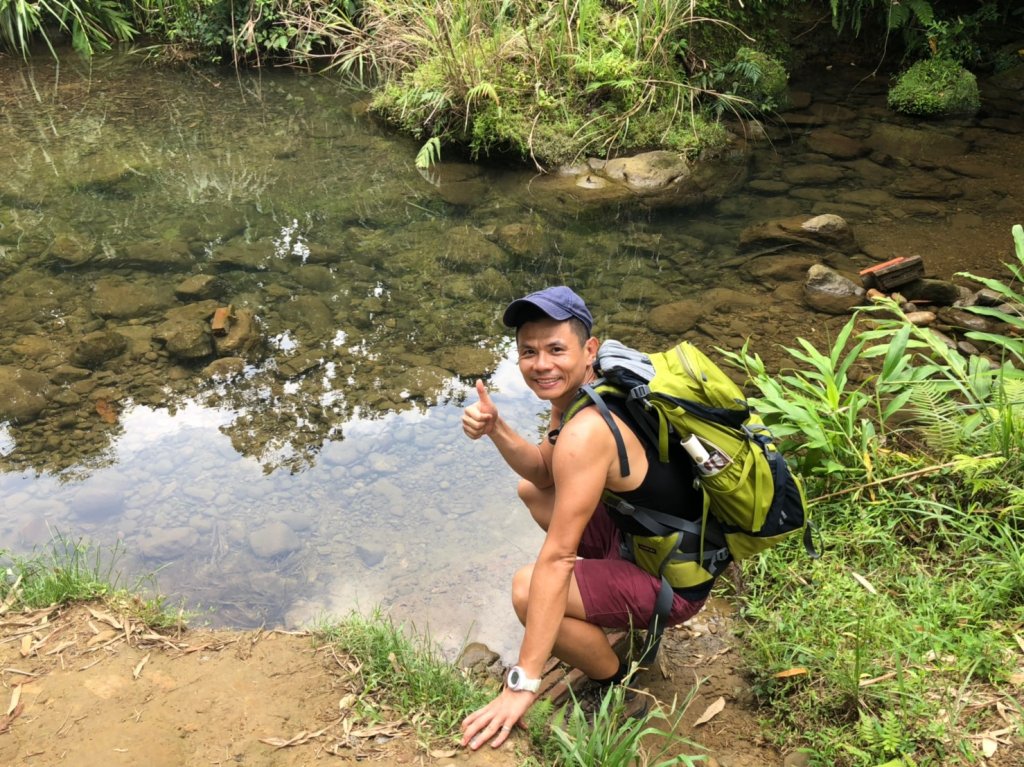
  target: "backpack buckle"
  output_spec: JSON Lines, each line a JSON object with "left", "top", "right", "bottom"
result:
{"left": 743, "top": 423, "right": 773, "bottom": 444}
{"left": 627, "top": 384, "right": 650, "bottom": 402}
{"left": 615, "top": 500, "right": 637, "bottom": 516}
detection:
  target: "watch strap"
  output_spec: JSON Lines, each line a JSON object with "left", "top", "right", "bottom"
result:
{"left": 506, "top": 665, "right": 541, "bottom": 693}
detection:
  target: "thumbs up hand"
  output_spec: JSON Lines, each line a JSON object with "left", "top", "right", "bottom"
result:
{"left": 462, "top": 379, "right": 498, "bottom": 440}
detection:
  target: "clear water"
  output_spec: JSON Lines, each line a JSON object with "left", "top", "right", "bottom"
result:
{"left": 1, "top": 51, "right": 1018, "bottom": 659}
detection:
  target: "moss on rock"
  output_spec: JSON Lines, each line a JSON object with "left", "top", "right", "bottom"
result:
{"left": 887, "top": 57, "right": 980, "bottom": 117}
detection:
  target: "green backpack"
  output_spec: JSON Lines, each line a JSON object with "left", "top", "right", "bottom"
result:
{"left": 559, "top": 339, "right": 816, "bottom": 662}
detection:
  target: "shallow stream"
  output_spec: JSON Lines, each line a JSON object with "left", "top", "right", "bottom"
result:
{"left": 0, "top": 51, "right": 1020, "bottom": 658}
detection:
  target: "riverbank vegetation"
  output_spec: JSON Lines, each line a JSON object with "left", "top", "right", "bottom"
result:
{"left": 722, "top": 225, "right": 1024, "bottom": 766}
{"left": 0, "top": 534, "right": 184, "bottom": 629}
{"left": 2, "top": 1, "right": 1021, "bottom": 164}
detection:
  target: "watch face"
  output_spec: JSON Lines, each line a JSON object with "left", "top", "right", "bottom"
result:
{"left": 508, "top": 668, "right": 522, "bottom": 688}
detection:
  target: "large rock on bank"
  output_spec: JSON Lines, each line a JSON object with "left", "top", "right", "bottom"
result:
{"left": 526, "top": 149, "right": 749, "bottom": 212}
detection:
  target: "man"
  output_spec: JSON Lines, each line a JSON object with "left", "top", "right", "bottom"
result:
{"left": 459, "top": 286, "right": 709, "bottom": 752}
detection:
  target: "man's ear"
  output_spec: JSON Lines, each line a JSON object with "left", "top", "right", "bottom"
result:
{"left": 585, "top": 336, "right": 599, "bottom": 359}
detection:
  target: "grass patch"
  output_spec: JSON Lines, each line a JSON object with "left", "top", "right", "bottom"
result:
{"left": 302, "top": 0, "right": 774, "bottom": 168}
{"left": 543, "top": 680, "right": 705, "bottom": 767}
{"left": 1, "top": 533, "right": 188, "bottom": 631}
{"left": 311, "top": 609, "right": 493, "bottom": 742}
{"left": 311, "top": 611, "right": 715, "bottom": 764}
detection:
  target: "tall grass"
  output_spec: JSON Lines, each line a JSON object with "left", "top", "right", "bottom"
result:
{"left": 730, "top": 226, "right": 1024, "bottom": 766}
{"left": 2, "top": 533, "right": 114, "bottom": 607}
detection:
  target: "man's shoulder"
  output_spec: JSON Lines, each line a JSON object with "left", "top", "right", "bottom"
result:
{"left": 554, "top": 404, "right": 619, "bottom": 447}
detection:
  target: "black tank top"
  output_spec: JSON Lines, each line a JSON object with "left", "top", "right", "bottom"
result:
{"left": 601, "top": 398, "right": 704, "bottom": 536}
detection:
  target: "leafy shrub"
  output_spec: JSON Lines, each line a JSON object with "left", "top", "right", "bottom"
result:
{"left": 887, "top": 57, "right": 980, "bottom": 116}
{"left": 724, "top": 46, "right": 788, "bottom": 112}
{"left": 0, "top": 0, "right": 135, "bottom": 57}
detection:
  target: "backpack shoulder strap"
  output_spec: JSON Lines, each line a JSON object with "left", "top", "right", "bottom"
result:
{"left": 579, "top": 384, "right": 631, "bottom": 478}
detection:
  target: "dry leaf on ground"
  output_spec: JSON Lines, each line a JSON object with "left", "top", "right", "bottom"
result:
{"left": 693, "top": 696, "right": 726, "bottom": 726}
{"left": 850, "top": 571, "right": 878, "bottom": 594}
{"left": 773, "top": 668, "right": 808, "bottom": 679}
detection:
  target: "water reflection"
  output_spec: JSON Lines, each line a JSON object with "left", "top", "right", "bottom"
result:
{"left": 1, "top": 349, "right": 548, "bottom": 656}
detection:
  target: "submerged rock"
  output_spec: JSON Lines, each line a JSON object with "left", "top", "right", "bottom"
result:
{"left": 249, "top": 521, "right": 301, "bottom": 559}
{"left": 739, "top": 213, "right": 858, "bottom": 255}
{"left": 0, "top": 365, "right": 51, "bottom": 423}
{"left": 899, "top": 279, "right": 965, "bottom": 306}
{"left": 175, "top": 274, "right": 226, "bottom": 301}
{"left": 648, "top": 288, "right": 764, "bottom": 335}
{"left": 70, "top": 330, "right": 128, "bottom": 369}
{"left": 528, "top": 148, "right": 749, "bottom": 212}
{"left": 109, "top": 239, "right": 194, "bottom": 272}
{"left": 864, "top": 124, "right": 969, "bottom": 166}
{"left": 46, "top": 233, "right": 95, "bottom": 267}
{"left": 202, "top": 357, "right": 247, "bottom": 379}
{"left": 153, "top": 318, "right": 213, "bottom": 360}
{"left": 91, "top": 277, "right": 176, "bottom": 320}
{"left": 213, "top": 308, "right": 262, "bottom": 359}
{"left": 69, "top": 486, "right": 125, "bottom": 522}
{"left": 806, "top": 130, "right": 868, "bottom": 160}
{"left": 139, "top": 526, "right": 200, "bottom": 560}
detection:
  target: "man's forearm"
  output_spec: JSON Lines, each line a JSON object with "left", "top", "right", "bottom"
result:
{"left": 516, "top": 555, "right": 574, "bottom": 676}
{"left": 488, "top": 417, "right": 553, "bottom": 488}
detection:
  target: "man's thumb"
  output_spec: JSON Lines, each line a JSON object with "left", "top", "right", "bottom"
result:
{"left": 475, "top": 379, "right": 495, "bottom": 409}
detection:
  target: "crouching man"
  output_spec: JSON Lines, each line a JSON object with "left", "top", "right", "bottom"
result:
{"left": 459, "top": 286, "right": 709, "bottom": 751}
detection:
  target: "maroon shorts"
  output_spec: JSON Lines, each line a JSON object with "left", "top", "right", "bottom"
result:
{"left": 575, "top": 504, "right": 706, "bottom": 630}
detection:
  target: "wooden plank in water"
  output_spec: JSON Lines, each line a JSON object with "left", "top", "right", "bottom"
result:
{"left": 859, "top": 255, "right": 924, "bottom": 291}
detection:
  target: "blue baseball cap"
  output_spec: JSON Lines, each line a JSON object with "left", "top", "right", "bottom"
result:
{"left": 503, "top": 286, "right": 594, "bottom": 335}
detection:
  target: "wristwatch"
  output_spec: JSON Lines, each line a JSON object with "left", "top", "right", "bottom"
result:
{"left": 506, "top": 665, "right": 541, "bottom": 693}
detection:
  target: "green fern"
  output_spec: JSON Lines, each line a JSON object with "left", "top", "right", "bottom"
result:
{"left": 902, "top": 381, "right": 969, "bottom": 455}
{"left": 831, "top": 0, "right": 936, "bottom": 36}
{"left": 857, "top": 710, "right": 914, "bottom": 759}
{"left": 415, "top": 136, "right": 442, "bottom": 169}
{"left": 887, "top": 0, "right": 934, "bottom": 30}
{"left": 466, "top": 82, "right": 500, "bottom": 107}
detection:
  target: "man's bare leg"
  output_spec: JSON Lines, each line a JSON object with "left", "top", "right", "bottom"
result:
{"left": 518, "top": 479, "right": 555, "bottom": 531}
{"left": 511, "top": 563, "right": 620, "bottom": 679}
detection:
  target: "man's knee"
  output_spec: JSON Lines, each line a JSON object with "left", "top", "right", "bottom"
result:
{"left": 516, "top": 478, "right": 540, "bottom": 506}
{"left": 511, "top": 563, "right": 533, "bottom": 624}
{"left": 518, "top": 480, "right": 553, "bottom": 530}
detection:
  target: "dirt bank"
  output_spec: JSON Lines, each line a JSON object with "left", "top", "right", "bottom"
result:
{"left": 1, "top": 599, "right": 785, "bottom": 766}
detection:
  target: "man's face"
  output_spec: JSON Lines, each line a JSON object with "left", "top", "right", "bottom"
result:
{"left": 516, "top": 318, "right": 597, "bottom": 404}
